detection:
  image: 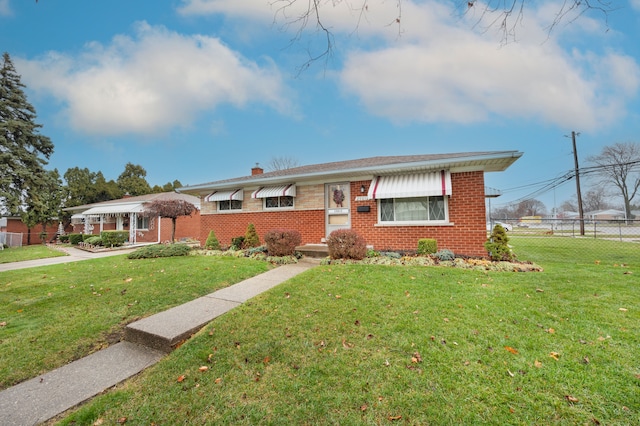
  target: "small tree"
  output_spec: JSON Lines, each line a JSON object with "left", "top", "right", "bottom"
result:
{"left": 143, "top": 199, "right": 196, "bottom": 243}
{"left": 244, "top": 223, "right": 260, "bottom": 248}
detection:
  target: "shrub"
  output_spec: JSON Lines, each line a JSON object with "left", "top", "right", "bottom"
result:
{"left": 59, "top": 235, "right": 70, "bottom": 243}
{"left": 264, "top": 229, "right": 302, "bottom": 257}
{"left": 327, "top": 229, "right": 367, "bottom": 260}
{"left": 68, "top": 234, "right": 84, "bottom": 245}
{"left": 127, "top": 244, "right": 191, "bottom": 259}
{"left": 484, "top": 224, "right": 514, "bottom": 261}
{"left": 435, "top": 249, "right": 455, "bottom": 261}
{"left": 230, "top": 236, "right": 245, "bottom": 250}
{"left": 417, "top": 238, "right": 437, "bottom": 255}
{"left": 84, "top": 236, "right": 103, "bottom": 246}
{"left": 101, "top": 230, "right": 128, "bottom": 247}
{"left": 82, "top": 233, "right": 94, "bottom": 241}
{"left": 204, "top": 230, "right": 220, "bottom": 250}
{"left": 244, "top": 223, "right": 260, "bottom": 248}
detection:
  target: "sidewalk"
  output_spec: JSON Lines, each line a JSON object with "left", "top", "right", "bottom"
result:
{"left": 0, "top": 246, "right": 138, "bottom": 272}
{"left": 0, "top": 252, "right": 319, "bottom": 425}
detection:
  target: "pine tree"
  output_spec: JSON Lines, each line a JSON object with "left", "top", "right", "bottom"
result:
{"left": 0, "top": 52, "right": 54, "bottom": 215}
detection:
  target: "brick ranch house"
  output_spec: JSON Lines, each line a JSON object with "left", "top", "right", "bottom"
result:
{"left": 63, "top": 192, "right": 201, "bottom": 245}
{"left": 178, "top": 152, "right": 522, "bottom": 257}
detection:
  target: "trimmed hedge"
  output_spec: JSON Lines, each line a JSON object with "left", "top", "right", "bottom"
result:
{"left": 205, "top": 230, "right": 220, "bottom": 250}
{"left": 127, "top": 244, "right": 192, "bottom": 259}
{"left": 264, "top": 229, "right": 302, "bottom": 257}
{"left": 68, "top": 234, "right": 84, "bottom": 245}
{"left": 101, "top": 230, "right": 128, "bottom": 247}
{"left": 417, "top": 238, "right": 437, "bottom": 255}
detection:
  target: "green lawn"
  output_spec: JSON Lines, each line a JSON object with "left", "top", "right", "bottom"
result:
{"left": 0, "top": 244, "right": 68, "bottom": 264}
{"left": 54, "top": 238, "right": 639, "bottom": 425}
{"left": 0, "top": 255, "right": 271, "bottom": 390}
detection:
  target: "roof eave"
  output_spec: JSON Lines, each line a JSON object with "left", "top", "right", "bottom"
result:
{"left": 178, "top": 151, "right": 523, "bottom": 195}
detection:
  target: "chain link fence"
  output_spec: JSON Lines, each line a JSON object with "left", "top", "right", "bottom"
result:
{"left": 0, "top": 232, "right": 24, "bottom": 249}
{"left": 488, "top": 218, "right": 639, "bottom": 264}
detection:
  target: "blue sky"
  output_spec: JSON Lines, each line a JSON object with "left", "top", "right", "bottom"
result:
{"left": 2, "top": 0, "right": 639, "bottom": 213}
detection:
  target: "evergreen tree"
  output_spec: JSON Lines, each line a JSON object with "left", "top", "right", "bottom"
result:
{"left": 0, "top": 52, "right": 54, "bottom": 215}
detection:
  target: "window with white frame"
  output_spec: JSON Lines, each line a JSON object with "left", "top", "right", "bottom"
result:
{"left": 379, "top": 196, "right": 447, "bottom": 223}
{"left": 219, "top": 200, "right": 242, "bottom": 211}
{"left": 264, "top": 196, "right": 294, "bottom": 209}
{"left": 136, "top": 215, "right": 150, "bottom": 230}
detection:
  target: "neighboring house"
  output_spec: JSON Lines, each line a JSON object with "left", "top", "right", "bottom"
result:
{"left": 178, "top": 152, "right": 523, "bottom": 257}
{"left": 584, "top": 209, "right": 627, "bottom": 221}
{"left": 64, "top": 192, "right": 201, "bottom": 245}
{"left": 0, "top": 216, "right": 62, "bottom": 246}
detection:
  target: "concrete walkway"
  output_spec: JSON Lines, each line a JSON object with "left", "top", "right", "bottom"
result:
{"left": 0, "top": 246, "right": 138, "bottom": 272}
{"left": 0, "top": 250, "right": 318, "bottom": 425}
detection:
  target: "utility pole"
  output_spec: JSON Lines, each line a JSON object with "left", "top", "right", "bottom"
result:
{"left": 571, "top": 131, "right": 585, "bottom": 235}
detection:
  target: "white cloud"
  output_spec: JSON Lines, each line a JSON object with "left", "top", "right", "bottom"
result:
{"left": 178, "top": 1, "right": 639, "bottom": 131}
{"left": 16, "top": 22, "right": 292, "bottom": 136}
{"left": 0, "top": 0, "right": 12, "bottom": 17}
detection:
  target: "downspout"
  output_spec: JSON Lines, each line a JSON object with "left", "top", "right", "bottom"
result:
{"left": 156, "top": 216, "right": 161, "bottom": 243}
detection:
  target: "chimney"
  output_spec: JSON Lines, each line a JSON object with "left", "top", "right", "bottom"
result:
{"left": 251, "top": 163, "right": 263, "bottom": 176}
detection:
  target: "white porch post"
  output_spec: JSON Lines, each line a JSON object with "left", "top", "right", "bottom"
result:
{"left": 83, "top": 215, "right": 89, "bottom": 234}
{"left": 130, "top": 213, "right": 137, "bottom": 244}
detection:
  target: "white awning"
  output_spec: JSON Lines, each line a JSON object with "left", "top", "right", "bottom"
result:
{"left": 71, "top": 213, "right": 85, "bottom": 219}
{"left": 81, "top": 203, "right": 145, "bottom": 216}
{"left": 252, "top": 184, "right": 296, "bottom": 198}
{"left": 368, "top": 171, "right": 452, "bottom": 199}
{"left": 205, "top": 189, "right": 244, "bottom": 202}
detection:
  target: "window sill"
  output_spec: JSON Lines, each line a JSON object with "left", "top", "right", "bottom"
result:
{"left": 374, "top": 221, "right": 453, "bottom": 227}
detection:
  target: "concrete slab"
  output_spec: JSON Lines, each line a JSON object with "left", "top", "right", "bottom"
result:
{"left": 212, "top": 262, "right": 314, "bottom": 303}
{"left": 124, "top": 297, "right": 241, "bottom": 352}
{"left": 0, "top": 342, "right": 163, "bottom": 426}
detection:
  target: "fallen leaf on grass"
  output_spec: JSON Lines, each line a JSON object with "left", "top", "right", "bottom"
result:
{"left": 507, "top": 369, "right": 515, "bottom": 377}
{"left": 582, "top": 356, "right": 590, "bottom": 364}
{"left": 214, "top": 377, "right": 222, "bottom": 384}
{"left": 411, "top": 352, "right": 422, "bottom": 363}
{"left": 619, "top": 308, "right": 628, "bottom": 312}
{"left": 177, "top": 375, "right": 186, "bottom": 382}
{"left": 534, "top": 360, "right": 543, "bottom": 368}
{"left": 93, "top": 419, "right": 104, "bottom": 426}
{"left": 547, "top": 328, "right": 555, "bottom": 334}
{"left": 117, "top": 417, "right": 127, "bottom": 424}
{"left": 504, "top": 346, "right": 519, "bottom": 355}
{"left": 360, "top": 404, "right": 368, "bottom": 412}
{"left": 0, "top": 321, "right": 6, "bottom": 327}
{"left": 549, "top": 352, "right": 560, "bottom": 360}
{"left": 565, "top": 395, "right": 579, "bottom": 403}
{"left": 342, "top": 339, "right": 354, "bottom": 349}
{"left": 199, "top": 366, "right": 209, "bottom": 372}
{"left": 124, "top": 277, "right": 132, "bottom": 283}
{"left": 388, "top": 415, "right": 402, "bottom": 421}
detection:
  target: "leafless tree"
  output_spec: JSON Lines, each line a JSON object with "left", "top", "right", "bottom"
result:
{"left": 587, "top": 142, "right": 640, "bottom": 221}
{"left": 265, "top": 156, "right": 301, "bottom": 171}
{"left": 270, "top": 0, "right": 614, "bottom": 69}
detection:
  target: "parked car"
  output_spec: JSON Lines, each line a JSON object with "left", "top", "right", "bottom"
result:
{"left": 487, "top": 221, "right": 513, "bottom": 232}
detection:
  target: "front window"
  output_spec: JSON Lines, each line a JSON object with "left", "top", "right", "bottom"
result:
{"left": 219, "top": 200, "right": 242, "bottom": 211}
{"left": 380, "top": 196, "right": 447, "bottom": 223}
{"left": 136, "top": 215, "right": 149, "bottom": 230}
{"left": 265, "top": 196, "right": 294, "bottom": 209}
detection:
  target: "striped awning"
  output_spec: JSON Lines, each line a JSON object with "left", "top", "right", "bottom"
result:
{"left": 367, "top": 171, "right": 452, "bottom": 199}
{"left": 81, "top": 203, "right": 145, "bottom": 216}
{"left": 252, "top": 184, "right": 296, "bottom": 198}
{"left": 205, "top": 189, "right": 244, "bottom": 202}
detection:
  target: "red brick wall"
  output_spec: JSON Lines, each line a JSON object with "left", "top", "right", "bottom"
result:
{"left": 4, "top": 218, "right": 65, "bottom": 245}
{"left": 201, "top": 210, "right": 325, "bottom": 247}
{"left": 351, "top": 172, "right": 487, "bottom": 257}
{"left": 199, "top": 171, "right": 488, "bottom": 257}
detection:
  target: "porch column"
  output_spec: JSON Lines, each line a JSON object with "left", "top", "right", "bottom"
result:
{"left": 129, "top": 213, "right": 137, "bottom": 244}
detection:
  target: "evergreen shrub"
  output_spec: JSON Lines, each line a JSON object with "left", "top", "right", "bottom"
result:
{"left": 244, "top": 223, "right": 260, "bottom": 248}
{"left": 84, "top": 236, "right": 103, "bottom": 246}
{"left": 417, "top": 238, "right": 437, "bottom": 255}
{"left": 264, "top": 229, "right": 302, "bottom": 257}
{"left": 127, "top": 244, "right": 192, "bottom": 259}
{"left": 327, "top": 229, "right": 367, "bottom": 260}
{"left": 205, "top": 230, "right": 220, "bottom": 250}
{"left": 101, "top": 230, "right": 128, "bottom": 247}
{"left": 484, "top": 224, "right": 514, "bottom": 261}
{"left": 230, "top": 236, "right": 245, "bottom": 250}
{"left": 68, "top": 234, "right": 83, "bottom": 245}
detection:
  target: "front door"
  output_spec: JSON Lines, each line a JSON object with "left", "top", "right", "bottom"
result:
{"left": 325, "top": 183, "right": 351, "bottom": 238}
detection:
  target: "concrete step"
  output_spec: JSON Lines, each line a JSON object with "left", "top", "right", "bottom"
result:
{"left": 296, "top": 244, "right": 329, "bottom": 258}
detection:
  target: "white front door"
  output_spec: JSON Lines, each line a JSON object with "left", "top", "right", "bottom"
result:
{"left": 325, "top": 183, "right": 351, "bottom": 238}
